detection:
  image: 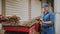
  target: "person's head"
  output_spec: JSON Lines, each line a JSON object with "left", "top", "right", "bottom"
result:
{"left": 0, "top": 14, "right": 2, "bottom": 18}
{"left": 42, "top": 3, "right": 49, "bottom": 12}
{"left": 0, "top": 14, "right": 5, "bottom": 20}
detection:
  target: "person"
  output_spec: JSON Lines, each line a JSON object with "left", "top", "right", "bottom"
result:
{"left": 0, "top": 14, "right": 3, "bottom": 29}
{"left": 0, "top": 14, "right": 2, "bottom": 23}
{"left": 40, "top": 3, "right": 55, "bottom": 34}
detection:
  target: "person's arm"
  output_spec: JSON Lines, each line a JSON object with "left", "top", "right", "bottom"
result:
{"left": 43, "top": 21, "right": 52, "bottom": 24}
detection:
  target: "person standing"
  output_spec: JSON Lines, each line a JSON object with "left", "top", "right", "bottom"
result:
{"left": 40, "top": 3, "right": 55, "bottom": 34}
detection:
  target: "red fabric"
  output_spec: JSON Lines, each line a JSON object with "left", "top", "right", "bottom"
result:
{"left": 4, "top": 27, "right": 17, "bottom": 31}
{"left": 35, "top": 23, "right": 39, "bottom": 31}
{"left": 4, "top": 27, "right": 29, "bottom": 32}
{"left": 4, "top": 23, "right": 39, "bottom": 33}
{"left": 17, "top": 27, "right": 29, "bottom": 32}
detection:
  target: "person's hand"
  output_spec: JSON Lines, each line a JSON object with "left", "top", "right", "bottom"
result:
{"left": 40, "top": 18, "right": 43, "bottom": 21}
{"left": 40, "top": 21, "right": 42, "bottom": 24}
{"left": 40, "top": 20, "right": 43, "bottom": 24}
{"left": 39, "top": 19, "right": 42, "bottom": 24}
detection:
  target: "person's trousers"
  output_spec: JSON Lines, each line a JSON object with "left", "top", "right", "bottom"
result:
{"left": 41, "top": 27, "right": 54, "bottom": 34}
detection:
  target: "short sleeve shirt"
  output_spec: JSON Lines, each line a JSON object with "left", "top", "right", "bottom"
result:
{"left": 42, "top": 10, "right": 55, "bottom": 27}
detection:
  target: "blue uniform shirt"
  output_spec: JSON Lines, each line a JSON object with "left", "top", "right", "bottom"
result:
{"left": 42, "top": 10, "right": 54, "bottom": 27}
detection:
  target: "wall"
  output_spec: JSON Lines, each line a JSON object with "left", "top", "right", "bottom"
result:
{"left": 5, "top": 0, "right": 41, "bottom": 21}
{"left": 31, "top": 0, "right": 41, "bottom": 19}
{"left": 0, "top": 0, "right": 2, "bottom": 14}
{"left": 54, "top": 0, "right": 60, "bottom": 34}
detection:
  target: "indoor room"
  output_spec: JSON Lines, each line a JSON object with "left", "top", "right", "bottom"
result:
{"left": 0, "top": 0, "right": 60, "bottom": 34}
